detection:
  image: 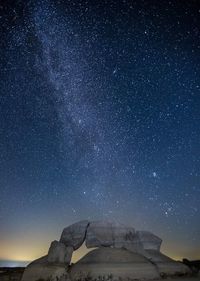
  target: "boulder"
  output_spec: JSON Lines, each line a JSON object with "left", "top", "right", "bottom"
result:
{"left": 60, "top": 220, "right": 89, "bottom": 250}
{"left": 48, "top": 240, "right": 73, "bottom": 264}
{"left": 137, "top": 230, "right": 162, "bottom": 251}
{"left": 21, "top": 255, "right": 69, "bottom": 281}
{"left": 86, "top": 221, "right": 114, "bottom": 248}
{"left": 70, "top": 247, "right": 160, "bottom": 280}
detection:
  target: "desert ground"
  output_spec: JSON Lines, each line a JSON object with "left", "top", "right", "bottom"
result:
{"left": 0, "top": 267, "right": 199, "bottom": 281}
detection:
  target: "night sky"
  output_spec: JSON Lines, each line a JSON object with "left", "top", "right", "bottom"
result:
{"left": 0, "top": 0, "right": 200, "bottom": 266}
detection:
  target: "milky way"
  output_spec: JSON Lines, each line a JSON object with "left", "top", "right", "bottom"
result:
{"left": 0, "top": 0, "right": 200, "bottom": 263}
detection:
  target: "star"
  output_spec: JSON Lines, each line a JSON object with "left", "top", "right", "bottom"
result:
{"left": 152, "top": 172, "right": 157, "bottom": 178}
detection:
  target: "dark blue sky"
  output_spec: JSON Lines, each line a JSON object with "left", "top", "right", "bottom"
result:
{"left": 0, "top": 0, "right": 200, "bottom": 263}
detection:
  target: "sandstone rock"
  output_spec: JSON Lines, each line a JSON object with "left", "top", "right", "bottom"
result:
{"left": 60, "top": 220, "right": 89, "bottom": 250}
{"left": 86, "top": 221, "right": 145, "bottom": 255}
{"left": 86, "top": 221, "right": 114, "bottom": 248}
{"left": 112, "top": 223, "right": 145, "bottom": 254}
{"left": 137, "top": 230, "right": 162, "bottom": 251}
{"left": 145, "top": 250, "right": 191, "bottom": 277}
{"left": 22, "top": 220, "right": 192, "bottom": 281}
{"left": 48, "top": 240, "right": 73, "bottom": 264}
{"left": 70, "top": 247, "right": 160, "bottom": 280}
{"left": 158, "top": 261, "right": 190, "bottom": 277}
{"left": 21, "top": 255, "right": 70, "bottom": 281}
{"left": 112, "top": 222, "right": 135, "bottom": 248}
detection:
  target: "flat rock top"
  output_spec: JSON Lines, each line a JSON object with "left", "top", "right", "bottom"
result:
{"left": 74, "top": 247, "right": 151, "bottom": 264}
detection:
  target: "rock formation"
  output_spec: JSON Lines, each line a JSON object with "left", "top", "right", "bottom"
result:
{"left": 22, "top": 220, "right": 191, "bottom": 281}
{"left": 60, "top": 220, "right": 89, "bottom": 250}
{"left": 70, "top": 247, "right": 160, "bottom": 280}
{"left": 86, "top": 221, "right": 114, "bottom": 248}
{"left": 47, "top": 241, "right": 73, "bottom": 264}
{"left": 21, "top": 255, "right": 69, "bottom": 281}
{"left": 137, "top": 231, "right": 162, "bottom": 251}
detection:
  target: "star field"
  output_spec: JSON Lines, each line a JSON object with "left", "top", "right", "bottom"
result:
{"left": 0, "top": 0, "right": 200, "bottom": 263}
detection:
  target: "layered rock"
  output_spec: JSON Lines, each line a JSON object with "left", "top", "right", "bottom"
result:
{"left": 86, "top": 221, "right": 145, "bottom": 255}
{"left": 22, "top": 220, "right": 191, "bottom": 281}
{"left": 145, "top": 250, "right": 191, "bottom": 276}
{"left": 112, "top": 223, "right": 144, "bottom": 254}
{"left": 60, "top": 220, "right": 89, "bottom": 250}
{"left": 70, "top": 247, "right": 160, "bottom": 281}
{"left": 112, "top": 222, "right": 135, "bottom": 247}
{"left": 86, "top": 221, "right": 114, "bottom": 248}
{"left": 21, "top": 256, "right": 69, "bottom": 281}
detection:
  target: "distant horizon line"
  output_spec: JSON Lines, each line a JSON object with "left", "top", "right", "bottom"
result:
{"left": 0, "top": 260, "right": 31, "bottom": 267}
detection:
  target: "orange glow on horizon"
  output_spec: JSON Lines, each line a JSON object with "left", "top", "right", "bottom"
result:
{"left": 0, "top": 238, "right": 199, "bottom": 264}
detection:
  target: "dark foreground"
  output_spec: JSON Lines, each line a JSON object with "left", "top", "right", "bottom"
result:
{"left": 0, "top": 267, "right": 25, "bottom": 281}
{"left": 0, "top": 267, "right": 199, "bottom": 281}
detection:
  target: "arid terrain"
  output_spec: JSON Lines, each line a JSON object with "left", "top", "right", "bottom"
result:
{"left": 0, "top": 267, "right": 199, "bottom": 281}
